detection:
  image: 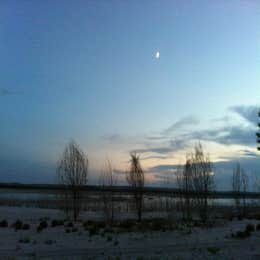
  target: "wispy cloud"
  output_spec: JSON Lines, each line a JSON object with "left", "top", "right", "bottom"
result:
{"left": 230, "top": 105, "right": 259, "bottom": 125}
{"left": 103, "top": 133, "right": 121, "bottom": 143}
{"left": 185, "top": 125, "right": 256, "bottom": 146}
{"left": 162, "top": 115, "right": 199, "bottom": 135}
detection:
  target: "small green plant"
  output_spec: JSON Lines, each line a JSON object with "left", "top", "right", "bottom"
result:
{"left": 107, "top": 235, "right": 113, "bottom": 241}
{"left": 19, "top": 237, "right": 30, "bottom": 243}
{"left": 72, "top": 227, "right": 78, "bottom": 232}
{"left": 237, "top": 215, "right": 243, "bottom": 221}
{"left": 65, "top": 228, "right": 71, "bottom": 233}
{"left": 51, "top": 219, "right": 64, "bottom": 227}
{"left": 12, "top": 220, "right": 23, "bottom": 230}
{"left": 45, "top": 239, "right": 54, "bottom": 245}
{"left": 0, "top": 220, "right": 8, "bottom": 228}
{"left": 37, "top": 220, "right": 48, "bottom": 232}
{"left": 22, "top": 224, "right": 30, "bottom": 230}
{"left": 66, "top": 222, "right": 74, "bottom": 228}
{"left": 256, "top": 223, "right": 260, "bottom": 231}
{"left": 207, "top": 247, "right": 220, "bottom": 255}
{"left": 235, "top": 230, "right": 251, "bottom": 239}
{"left": 89, "top": 226, "right": 99, "bottom": 236}
{"left": 114, "top": 240, "right": 119, "bottom": 246}
{"left": 246, "top": 224, "right": 255, "bottom": 232}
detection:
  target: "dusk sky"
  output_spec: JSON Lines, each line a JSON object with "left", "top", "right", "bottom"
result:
{"left": 0, "top": 1, "right": 259, "bottom": 188}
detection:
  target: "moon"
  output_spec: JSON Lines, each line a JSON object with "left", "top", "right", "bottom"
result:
{"left": 155, "top": 51, "right": 160, "bottom": 59}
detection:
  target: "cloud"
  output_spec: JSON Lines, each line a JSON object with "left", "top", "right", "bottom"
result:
{"left": 230, "top": 105, "right": 259, "bottom": 125}
{"left": 185, "top": 124, "right": 256, "bottom": 146}
{"left": 149, "top": 164, "right": 178, "bottom": 172}
{"left": 240, "top": 149, "right": 258, "bottom": 157}
{"left": 103, "top": 134, "right": 121, "bottom": 143}
{"left": 131, "top": 147, "right": 173, "bottom": 155}
{"left": 147, "top": 155, "right": 260, "bottom": 190}
{"left": 140, "top": 155, "right": 167, "bottom": 161}
{"left": 130, "top": 138, "right": 188, "bottom": 156}
{"left": 162, "top": 115, "right": 199, "bottom": 135}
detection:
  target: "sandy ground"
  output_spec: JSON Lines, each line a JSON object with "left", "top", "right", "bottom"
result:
{"left": 0, "top": 206, "right": 260, "bottom": 259}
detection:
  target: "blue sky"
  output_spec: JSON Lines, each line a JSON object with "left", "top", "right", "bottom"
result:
{"left": 0, "top": 0, "right": 259, "bottom": 188}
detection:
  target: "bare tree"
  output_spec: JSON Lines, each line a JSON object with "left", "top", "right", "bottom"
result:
{"left": 257, "top": 110, "right": 260, "bottom": 151}
{"left": 232, "top": 163, "right": 248, "bottom": 216}
{"left": 232, "top": 163, "right": 242, "bottom": 211}
{"left": 190, "top": 143, "right": 214, "bottom": 223}
{"left": 99, "top": 160, "right": 117, "bottom": 224}
{"left": 241, "top": 169, "right": 249, "bottom": 217}
{"left": 163, "top": 173, "right": 172, "bottom": 215}
{"left": 175, "top": 157, "right": 193, "bottom": 221}
{"left": 126, "top": 153, "right": 145, "bottom": 222}
{"left": 57, "top": 141, "right": 88, "bottom": 221}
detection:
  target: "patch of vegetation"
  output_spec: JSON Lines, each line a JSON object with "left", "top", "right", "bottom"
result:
{"left": 51, "top": 219, "right": 64, "bottom": 227}
{"left": 0, "top": 220, "right": 8, "bottom": 228}
{"left": 237, "top": 215, "right": 243, "bottom": 221}
{"left": 45, "top": 239, "right": 55, "bottom": 245}
{"left": 12, "top": 220, "right": 23, "bottom": 230}
{"left": 65, "top": 222, "right": 74, "bottom": 228}
{"left": 107, "top": 235, "right": 113, "bottom": 241}
{"left": 114, "top": 239, "right": 119, "bottom": 246}
{"left": 256, "top": 223, "right": 260, "bottom": 231}
{"left": 117, "top": 220, "right": 136, "bottom": 230}
{"left": 246, "top": 224, "right": 255, "bottom": 232}
{"left": 72, "top": 227, "right": 78, "bottom": 232}
{"left": 65, "top": 228, "right": 71, "bottom": 233}
{"left": 235, "top": 230, "right": 251, "bottom": 239}
{"left": 207, "top": 247, "right": 220, "bottom": 255}
{"left": 89, "top": 226, "right": 99, "bottom": 236}
{"left": 37, "top": 220, "right": 48, "bottom": 232}
{"left": 22, "top": 224, "right": 30, "bottom": 230}
{"left": 19, "top": 237, "right": 30, "bottom": 243}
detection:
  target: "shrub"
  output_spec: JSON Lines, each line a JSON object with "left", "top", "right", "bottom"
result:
{"left": 65, "top": 228, "right": 71, "bottom": 233}
{"left": 89, "top": 226, "right": 99, "bottom": 236}
{"left": 246, "top": 224, "right": 255, "bottom": 232}
{"left": 19, "top": 237, "right": 30, "bottom": 243}
{"left": 235, "top": 230, "right": 251, "bottom": 239}
{"left": 72, "top": 227, "right": 78, "bottom": 232}
{"left": 237, "top": 215, "right": 243, "bottom": 221}
{"left": 45, "top": 239, "right": 54, "bottom": 245}
{"left": 256, "top": 224, "right": 260, "bottom": 231}
{"left": 51, "top": 219, "right": 64, "bottom": 227}
{"left": 107, "top": 235, "right": 113, "bottom": 241}
{"left": 37, "top": 220, "right": 48, "bottom": 232}
{"left": 207, "top": 247, "right": 220, "bottom": 255}
{"left": 0, "top": 220, "right": 8, "bottom": 228}
{"left": 150, "top": 219, "right": 165, "bottom": 231}
{"left": 22, "top": 224, "right": 30, "bottom": 230}
{"left": 117, "top": 220, "right": 135, "bottom": 230}
{"left": 66, "top": 222, "right": 74, "bottom": 228}
{"left": 12, "top": 220, "right": 23, "bottom": 230}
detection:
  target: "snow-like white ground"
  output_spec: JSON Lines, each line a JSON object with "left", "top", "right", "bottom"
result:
{"left": 0, "top": 206, "right": 260, "bottom": 259}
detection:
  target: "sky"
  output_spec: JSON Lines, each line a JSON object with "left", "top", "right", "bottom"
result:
{"left": 0, "top": 0, "right": 260, "bottom": 189}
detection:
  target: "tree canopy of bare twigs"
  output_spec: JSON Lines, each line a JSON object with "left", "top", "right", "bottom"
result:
{"left": 57, "top": 141, "right": 88, "bottom": 221}
{"left": 175, "top": 157, "right": 193, "bottom": 221}
{"left": 126, "top": 153, "right": 144, "bottom": 222}
{"left": 190, "top": 143, "right": 214, "bottom": 223}
{"left": 232, "top": 162, "right": 248, "bottom": 216}
{"left": 257, "top": 110, "right": 260, "bottom": 151}
{"left": 99, "top": 160, "right": 117, "bottom": 224}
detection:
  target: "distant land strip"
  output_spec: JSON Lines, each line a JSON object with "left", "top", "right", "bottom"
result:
{"left": 0, "top": 183, "right": 260, "bottom": 199}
